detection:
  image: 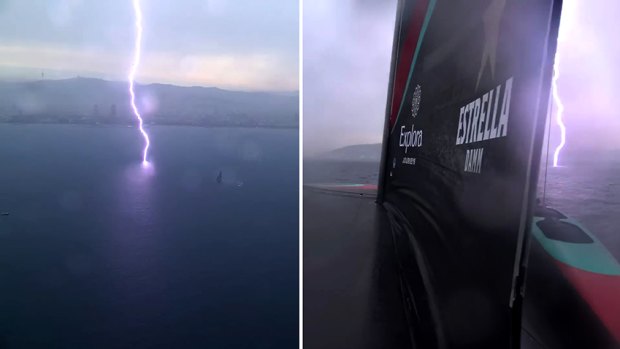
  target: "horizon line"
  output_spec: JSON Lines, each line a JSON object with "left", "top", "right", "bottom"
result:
{"left": 0, "top": 75, "right": 300, "bottom": 94}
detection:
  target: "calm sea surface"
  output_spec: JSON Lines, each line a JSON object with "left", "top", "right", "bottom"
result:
{"left": 0, "top": 124, "right": 298, "bottom": 348}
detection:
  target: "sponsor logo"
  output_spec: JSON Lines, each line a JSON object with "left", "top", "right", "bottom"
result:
{"left": 399, "top": 85, "right": 424, "bottom": 156}
{"left": 457, "top": 77, "right": 513, "bottom": 174}
{"left": 456, "top": 77, "right": 513, "bottom": 145}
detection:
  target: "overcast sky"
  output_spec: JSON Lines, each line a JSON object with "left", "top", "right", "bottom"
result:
{"left": 303, "top": 0, "right": 620, "bottom": 156}
{"left": 550, "top": 0, "right": 620, "bottom": 155}
{"left": 303, "top": 0, "right": 397, "bottom": 155}
{"left": 0, "top": 0, "right": 298, "bottom": 91}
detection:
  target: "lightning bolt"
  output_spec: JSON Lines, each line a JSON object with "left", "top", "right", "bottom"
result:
{"left": 129, "top": 0, "right": 150, "bottom": 164}
{"left": 552, "top": 53, "right": 565, "bottom": 167}
{"left": 552, "top": 0, "right": 575, "bottom": 167}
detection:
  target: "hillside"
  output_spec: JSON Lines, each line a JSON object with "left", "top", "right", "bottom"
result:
{"left": 316, "top": 143, "right": 382, "bottom": 162}
{"left": 0, "top": 77, "right": 298, "bottom": 128}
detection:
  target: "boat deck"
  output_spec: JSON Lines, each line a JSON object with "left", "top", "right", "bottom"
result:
{"left": 303, "top": 184, "right": 618, "bottom": 348}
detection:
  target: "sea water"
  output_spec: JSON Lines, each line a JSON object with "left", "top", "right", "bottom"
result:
{"left": 0, "top": 124, "right": 298, "bottom": 348}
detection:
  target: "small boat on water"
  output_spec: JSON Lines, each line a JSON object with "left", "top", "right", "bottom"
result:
{"left": 1, "top": 212, "right": 8, "bottom": 216}
{"left": 216, "top": 171, "right": 222, "bottom": 184}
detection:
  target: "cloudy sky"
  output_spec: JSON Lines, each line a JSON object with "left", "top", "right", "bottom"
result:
{"left": 303, "top": 0, "right": 397, "bottom": 155}
{"left": 550, "top": 0, "right": 620, "bottom": 155}
{"left": 303, "top": 0, "right": 620, "bottom": 156}
{"left": 0, "top": 0, "right": 298, "bottom": 91}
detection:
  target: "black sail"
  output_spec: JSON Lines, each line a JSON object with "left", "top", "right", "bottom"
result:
{"left": 377, "top": 0, "right": 562, "bottom": 347}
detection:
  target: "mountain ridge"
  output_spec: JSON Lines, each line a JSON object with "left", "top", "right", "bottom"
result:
{"left": 0, "top": 77, "right": 298, "bottom": 128}
{"left": 314, "top": 143, "right": 382, "bottom": 161}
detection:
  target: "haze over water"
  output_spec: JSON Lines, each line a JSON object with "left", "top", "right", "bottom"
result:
{"left": 305, "top": 153, "right": 620, "bottom": 262}
{"left": 0, "top": 124, "right": 298, "bottom": 348}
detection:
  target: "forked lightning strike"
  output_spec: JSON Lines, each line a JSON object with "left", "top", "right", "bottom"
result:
{"left": 552, "top": 53, "right": 565, "bottom": 167}
{"left": 552, "top": 0, "right": 574, "bottom": 167}
{"left": 128, "top": 0, "right": 150, "bottom": 164}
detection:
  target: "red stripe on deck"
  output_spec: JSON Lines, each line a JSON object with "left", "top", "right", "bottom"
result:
{"left": 556, "top": 261, "right": 620, "bottom": 343}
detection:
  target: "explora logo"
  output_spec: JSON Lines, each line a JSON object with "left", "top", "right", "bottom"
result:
{"left": 399, "top": 85, "right": 423, "bottom": 153}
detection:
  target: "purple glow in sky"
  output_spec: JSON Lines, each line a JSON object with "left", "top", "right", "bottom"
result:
{"left": 128, "top": 0, "right": 150, "bottom": 164}
{"left": 305, "top": 1, "right": 620, "bottom": 159}
{"left": 552, "top": 0, "right": 576, "bottom": 167}
{"left": 552, "top": 53, "right": 566, "bottom": 167}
